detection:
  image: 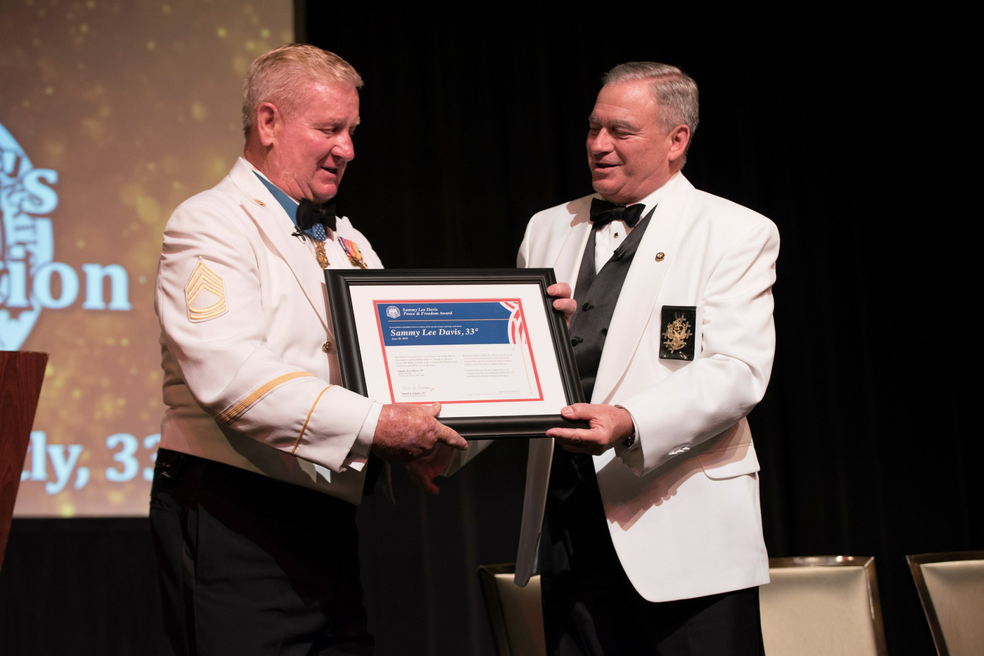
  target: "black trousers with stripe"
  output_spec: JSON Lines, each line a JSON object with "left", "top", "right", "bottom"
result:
{"left": 149, "top": 449, "right": 373, "bottom": 656}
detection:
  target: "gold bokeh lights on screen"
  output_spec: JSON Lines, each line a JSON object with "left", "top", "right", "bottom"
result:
{"left": 0, "top": 0, "right": 292, "bottom": 516}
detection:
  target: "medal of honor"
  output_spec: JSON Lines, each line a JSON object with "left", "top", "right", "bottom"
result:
{"left": 315, "top": 240, "right": 330, "bottom": 268}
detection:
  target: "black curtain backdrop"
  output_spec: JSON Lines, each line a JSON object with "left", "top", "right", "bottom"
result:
{"left": 0, "top": 6, "right": 974, "bottom": 656}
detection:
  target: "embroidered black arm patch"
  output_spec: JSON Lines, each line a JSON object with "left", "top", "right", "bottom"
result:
{"left": 659, "top": 305, "right": 696, "bottom": 361}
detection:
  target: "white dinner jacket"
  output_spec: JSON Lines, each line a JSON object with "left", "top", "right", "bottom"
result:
{"left": 515, "top": 173, "right": 780, "bottom": 602}
{"left": 155, "top": 157, "right": 384, "bottom": 505}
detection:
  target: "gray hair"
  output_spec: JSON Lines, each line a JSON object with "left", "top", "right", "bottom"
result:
{"left": 602, "top": 62, "right": 699, "bottom": 142}
{"left": 242, "top": 44, "right": 363, "bottom": 139}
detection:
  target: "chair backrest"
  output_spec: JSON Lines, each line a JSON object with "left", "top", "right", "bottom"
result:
{"left": 907, "top": 551, "right": 984, "bottom": 656}
{"left": 477, "top": 563, "right": 546, "bottom": 656}
{"left": 760, "top": 556, "right": 888, "bottom": 656}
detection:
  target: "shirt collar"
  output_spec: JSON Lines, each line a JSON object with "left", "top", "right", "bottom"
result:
{"left": 252, "top": 171, "right": 301, "bottom": 228}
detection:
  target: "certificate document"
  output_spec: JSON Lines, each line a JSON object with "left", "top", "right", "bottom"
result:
{"left": 375, "top": 299, "right": 542, "bottom": 404}
{"left": 343, "top": 280, "right": 574, "bottom": 423}
{"left": 327, "top": 269, "right": 586, "bottom": 436}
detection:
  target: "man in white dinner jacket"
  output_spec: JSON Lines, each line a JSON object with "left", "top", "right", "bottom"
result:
{"left": 151, "top": 44, "right": 466, "bottom": 656}
{"left": 415, "top": 62, "right": 778, "bottom": 655}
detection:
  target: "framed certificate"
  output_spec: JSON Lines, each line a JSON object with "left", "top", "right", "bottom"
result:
{"left": 325, "top": 269, "right": 587, "bottom": 438}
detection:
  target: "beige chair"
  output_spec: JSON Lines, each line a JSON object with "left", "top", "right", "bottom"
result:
{"left": 759, "top": 556, "right": 888, "bottom": 656}
{"left": 477, "top": 563, "right": 547, "bottom": 656}
{"left": 907, "top": 551, "right": 984, "bottom": 656}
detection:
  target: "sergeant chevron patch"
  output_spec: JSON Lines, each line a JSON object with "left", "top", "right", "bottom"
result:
{"left": 185, "top": 258, "right": 228, "bottom": 322}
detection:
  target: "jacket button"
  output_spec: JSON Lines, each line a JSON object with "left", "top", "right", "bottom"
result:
{"left": 322, "top": 341, "right": 333, "bottom": 353}
{"left": 581, "top": 302, "right": 592, "bottom": 311}
{"left": 655, "top": 252, "right": 665, "bottom": 261}
{"left": 571, "top": 336, "right": 583, "bottom": 347}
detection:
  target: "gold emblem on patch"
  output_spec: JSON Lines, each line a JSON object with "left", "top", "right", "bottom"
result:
{"left": 185, "top": 259, "right": 228, "bottom": 322}
{"left": 662, "top": 315, "right": 692, "bottom": 353}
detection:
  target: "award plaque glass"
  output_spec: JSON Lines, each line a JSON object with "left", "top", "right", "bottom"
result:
{"left": 326, "top": 269, "right": 587, "bottom": 438}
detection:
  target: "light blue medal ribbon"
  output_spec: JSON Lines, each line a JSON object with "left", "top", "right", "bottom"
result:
{"left": 254, "top": 174, "right": 327, "bottom": 241}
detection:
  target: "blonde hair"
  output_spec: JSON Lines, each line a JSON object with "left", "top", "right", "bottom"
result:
{"left": 242, "top": 43, "right": 363, "bottom": 139}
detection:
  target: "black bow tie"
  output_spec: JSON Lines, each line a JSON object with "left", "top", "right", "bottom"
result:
{"left": 590, "top": 198, "right": 645, "bottom": 229}
{"left": 297, "top": 199, "right": 336, "bottom": 233}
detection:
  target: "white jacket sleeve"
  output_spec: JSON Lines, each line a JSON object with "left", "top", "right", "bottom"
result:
{"left": 618, "top": 219, "right": 779, "bottom": 475}
{"left": 156, "top": 196, "right": 377, "bottom": 473}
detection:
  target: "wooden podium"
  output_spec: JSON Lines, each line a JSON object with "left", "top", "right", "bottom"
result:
{"left": 0, "top": 351, "right": 48, "bottom": 574}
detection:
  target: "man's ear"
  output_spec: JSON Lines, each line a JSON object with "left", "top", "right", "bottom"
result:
{"left": 667, "top": 124, "right": 691, "bottom": 163}
{"left": 256, "top": 102, "right": 279, "bottom": 147}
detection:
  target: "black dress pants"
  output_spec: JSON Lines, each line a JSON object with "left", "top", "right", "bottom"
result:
{"left": 149, "top": 449, "right": 373, "bottom": 656}
{"left": 540, "top": 449, "right": 765, "bottom": 656}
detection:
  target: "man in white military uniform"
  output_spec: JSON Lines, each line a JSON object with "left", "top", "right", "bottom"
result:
{"left": 414, "top": 63, "right": 778, "bottom": 655}
{"left": 151, "top": 44, "right": 467, "bottom": 656}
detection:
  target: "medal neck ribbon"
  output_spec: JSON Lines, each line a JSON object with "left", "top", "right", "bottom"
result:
{"left": 254, "top": 173, "right": 334, "bottom": 241}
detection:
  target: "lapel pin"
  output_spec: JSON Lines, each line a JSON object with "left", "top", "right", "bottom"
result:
{"left": 253, "top": 199, "right": 266, "bottom": 207}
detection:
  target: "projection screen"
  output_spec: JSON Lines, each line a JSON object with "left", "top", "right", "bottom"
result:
{"left": 1, "top": 0, "right": 292, "bottom": 516}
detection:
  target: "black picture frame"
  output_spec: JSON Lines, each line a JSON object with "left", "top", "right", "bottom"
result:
{"left": 325, "top": 268, "right": 587, "bottom": 438}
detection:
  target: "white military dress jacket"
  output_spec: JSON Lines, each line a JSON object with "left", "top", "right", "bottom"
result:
{"left": 155, "top": 157, "right": 383, "bottom": 505}
{"left": 514, "top": 173, "right": 780, "bottom": 602}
